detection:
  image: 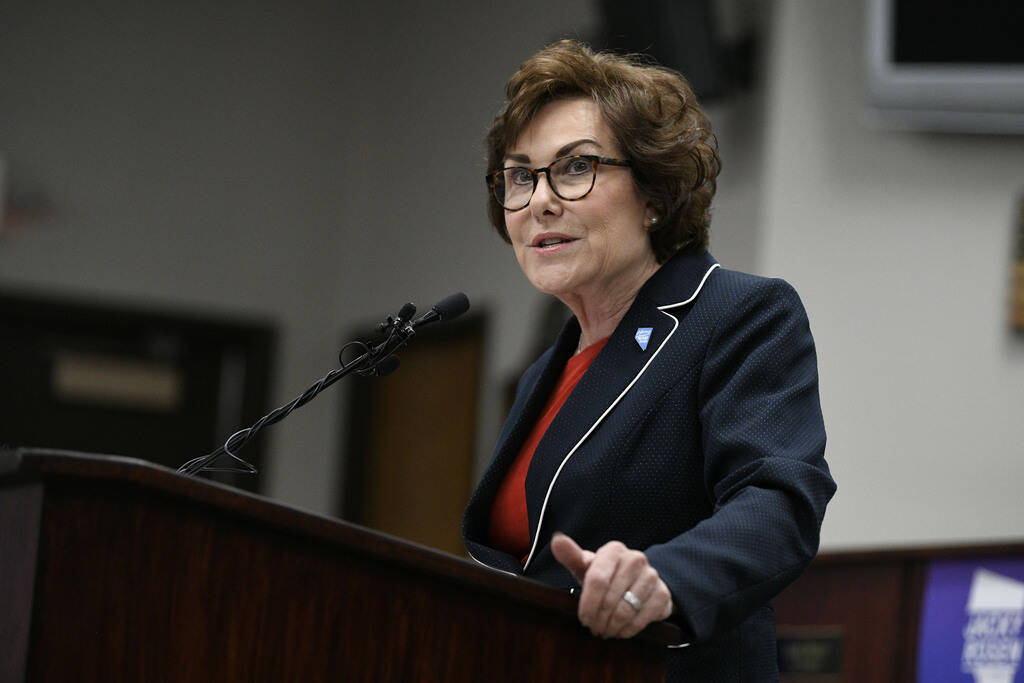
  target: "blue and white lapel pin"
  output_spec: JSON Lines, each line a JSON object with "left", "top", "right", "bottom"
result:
{"left": 634, "top": 327, "right": 653, "bottom": 351}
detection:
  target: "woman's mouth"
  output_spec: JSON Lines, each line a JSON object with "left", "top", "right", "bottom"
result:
{"left": 531, "top": 234, "right": 578, "bottom": 249}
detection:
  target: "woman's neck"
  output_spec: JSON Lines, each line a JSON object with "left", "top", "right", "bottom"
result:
{"left": 560, "top": 261, "right": 661, "bottom": 353}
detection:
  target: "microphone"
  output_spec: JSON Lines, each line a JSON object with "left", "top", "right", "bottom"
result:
{"left": 376, "top": 302, "right": 417, "bottom": 335}
{"left": 412, "top": 292, "right": 470, "bottom": 329}
{"left": 395, "top": 302, "right": 417, "bottom": 326}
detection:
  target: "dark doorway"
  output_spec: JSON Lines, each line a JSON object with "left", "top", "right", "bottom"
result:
{"left": 0, "top": 291, "right": 275, "bottom": 493}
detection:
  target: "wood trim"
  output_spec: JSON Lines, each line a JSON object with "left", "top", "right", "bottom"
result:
{"left": 812, "top": 541, "right": 1024, "bottom": 565}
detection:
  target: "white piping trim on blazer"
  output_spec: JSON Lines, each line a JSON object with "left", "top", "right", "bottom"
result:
{"left": 521, "top": 262, "right": 721, "bottom": 572}
{"left": 523, "top": 262, "right": 720, "bottom": 648}
{"left": 466, "top": 551, "right": 519, "bottom": 577}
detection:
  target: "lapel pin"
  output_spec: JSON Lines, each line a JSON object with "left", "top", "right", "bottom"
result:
{"left": 634, "top": 327, "right": 653, "bottom": 351}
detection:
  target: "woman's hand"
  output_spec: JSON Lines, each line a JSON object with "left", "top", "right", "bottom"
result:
{"left": 551, "top": 532, "right": 674, "bottom": 638}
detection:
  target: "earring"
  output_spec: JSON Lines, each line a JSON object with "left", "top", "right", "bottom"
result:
{"left": 647, "top": 216, "right": 660, "bottom": 231}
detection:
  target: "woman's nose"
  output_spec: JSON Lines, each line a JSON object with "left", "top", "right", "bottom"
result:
{"left": 529, "top": 172, "right": 562, "bottom": 217}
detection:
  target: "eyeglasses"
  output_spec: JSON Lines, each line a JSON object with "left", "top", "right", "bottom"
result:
{"left": 486, "top": 154, "right": 632, "bottom": 211}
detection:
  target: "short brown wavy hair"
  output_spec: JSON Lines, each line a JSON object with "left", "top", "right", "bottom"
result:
{"left": 485, "top": 40, "right": 721, "bottom": 262}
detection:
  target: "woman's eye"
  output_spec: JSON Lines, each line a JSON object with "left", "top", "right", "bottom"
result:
{"left": 565, "top": 158, "right": 592, "bottom": 175}
{"left": 509, "top": 168, "right": 533, "bottom": 185}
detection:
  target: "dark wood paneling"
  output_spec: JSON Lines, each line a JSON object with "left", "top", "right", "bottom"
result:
{"left": 775, "top": 560, "right": 907, "bottom": 682}
{"left": 775, "top": 543, "right": 1024, "bottom": 683}
{"left": 0, "top": 482, "right": 43, "bottom": 683}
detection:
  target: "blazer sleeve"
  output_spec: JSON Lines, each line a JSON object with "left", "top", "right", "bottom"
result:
{"left": 643, "top": 277, "right": 836, "bottom": 642}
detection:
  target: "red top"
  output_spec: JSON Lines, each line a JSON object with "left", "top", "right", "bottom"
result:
{"left": 488, "top": 337, "right": 609, "bottom": 562}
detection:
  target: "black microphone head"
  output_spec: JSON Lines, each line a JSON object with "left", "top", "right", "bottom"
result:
{"left": 397, "top": 302, "right": 417, "bottom": 323}
{"left": 432, "top": 292, "right": 469, "bottom": 321}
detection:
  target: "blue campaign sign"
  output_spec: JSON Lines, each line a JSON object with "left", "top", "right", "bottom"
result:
{"left": 917, "top": 558, "right": 1024, "bottom": 683}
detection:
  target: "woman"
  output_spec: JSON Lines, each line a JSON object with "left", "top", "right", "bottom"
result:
{"left": 462, "top": 40, "right": 835, "bottom": 682}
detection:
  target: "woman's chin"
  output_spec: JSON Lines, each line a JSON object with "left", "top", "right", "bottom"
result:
{"left": 526, "top": 272, "right": 582, "bottom": 299}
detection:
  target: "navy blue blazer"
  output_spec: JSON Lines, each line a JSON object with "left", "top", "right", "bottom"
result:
{"left": 462, "top": 249, "right": 835, "bottom": 682}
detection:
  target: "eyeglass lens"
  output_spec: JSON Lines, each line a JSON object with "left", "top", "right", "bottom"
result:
{"left": 495, "top": 156, "right": 597, "bottom": 210}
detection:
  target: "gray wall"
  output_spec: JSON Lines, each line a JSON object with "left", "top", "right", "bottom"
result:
{"left": 3, "top": 0, "right": 1020, "bottom": 549}
{"left": 0, "top": 0, "right": 603, "bottom": 515}
{"left": 761, "top": 1, "right": 1024, "bottom": 549}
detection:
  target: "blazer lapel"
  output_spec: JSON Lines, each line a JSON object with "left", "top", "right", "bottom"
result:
{"left": 521, "top": 250, "right": 720, "bottom": 568}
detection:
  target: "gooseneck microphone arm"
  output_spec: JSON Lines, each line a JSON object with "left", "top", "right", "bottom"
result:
{"left": 177, "top": 293, "right": 469, "bottom": 477}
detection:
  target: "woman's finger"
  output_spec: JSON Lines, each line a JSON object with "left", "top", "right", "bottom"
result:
{"left": 550, "top": 532, "right": 591, "bottom": 583}
{"left": 590, "top": 545, "right": 648, "bottom": 635}
{"left": 610, "top": 568, "right": 663, "bottom": 638}
{"left": 576, "top": 542, "right": 623, "bottom": 632}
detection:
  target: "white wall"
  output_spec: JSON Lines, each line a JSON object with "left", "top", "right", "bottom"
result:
{"left": 761, "top": 0, "right": 1024, "bottom": 549}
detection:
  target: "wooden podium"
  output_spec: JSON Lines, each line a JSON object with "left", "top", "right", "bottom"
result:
{"left": 0, "top": 449, "right": 676, "bottom": 682}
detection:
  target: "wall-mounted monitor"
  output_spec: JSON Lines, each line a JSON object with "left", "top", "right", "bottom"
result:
{"left": 865, "top": 0, "right": 1024, "bottom": 133}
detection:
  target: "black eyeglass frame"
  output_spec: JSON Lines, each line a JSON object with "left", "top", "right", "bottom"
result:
{"left": 485, "top": 154, "right": 632, "bottom": 211}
